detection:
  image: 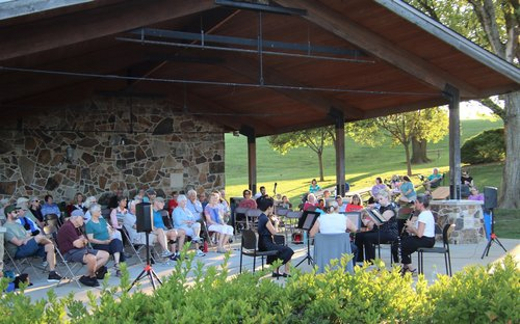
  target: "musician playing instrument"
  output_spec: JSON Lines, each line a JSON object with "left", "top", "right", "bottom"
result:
{"left": 399, "top": 194, "right": 436, "bottom": 274}
{"left": 354, "top": 191, "right": 398, "bottom": 263}
{"left": 257, "top": 197, "right": 294, "bottom": 278}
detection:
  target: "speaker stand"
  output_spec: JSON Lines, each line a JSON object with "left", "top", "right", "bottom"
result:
{"left": 481, "top": 209, "right": 507, "bottom": 259}
{"left": 128, "top": 231, "right": 163, "bottom": 291}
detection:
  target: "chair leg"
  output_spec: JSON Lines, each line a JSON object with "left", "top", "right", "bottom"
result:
{"left": 417, "top": 251, "right": 422, "bottom": 274}
{"left": 252, "top": 254, "right": 256, "bottom": 273}
{"left": 239, "top": 252, "right": 243, "bottom": 274}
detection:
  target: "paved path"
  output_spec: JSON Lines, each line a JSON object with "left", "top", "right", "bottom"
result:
{"left": 17, "top": 237, "right": 519, "bottom": 302}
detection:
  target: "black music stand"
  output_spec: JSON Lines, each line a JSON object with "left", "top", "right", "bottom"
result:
{"left": 295, "top": 211, "right": 320, "bottom": 268}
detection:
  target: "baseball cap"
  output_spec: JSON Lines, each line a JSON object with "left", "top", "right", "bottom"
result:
{"left": 4, "top": 205, "right": 21, "bottom": 217}
{"left": 146, "top": 189, "right": 157, "bottom": 195}
{"left": 16, "top": 197, "right": 29, "bottom": 208}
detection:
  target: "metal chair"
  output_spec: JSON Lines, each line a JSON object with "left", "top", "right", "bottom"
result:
{"left": 285, "top": 210, "right": 302, "bottom": 241}
{"left": 45, "top": 224, "right": 83, "bottom": 287}
{"left": 245, "top": 208, "right": 262, "bottom": 230}
{"left": 233, "top": 207, "right": 249, "bottom": 234}
{"left": 44, "top": 213, "right": 62, "bottom": 228}
{"left": 4, "top": 248, "right": 44, "bottom": 279}
{"left": 239, "top": 230, "right": 278, "bottom": 273}
{"left": 417, "top": 223, "right": 455, "bottom": 276}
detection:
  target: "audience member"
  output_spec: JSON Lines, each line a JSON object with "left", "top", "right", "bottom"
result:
{"left": 238, "top": 189, "right": 257, "bottom": 209}
{"left": 336, "top": 196, "right": 346, "bottom": 212}
{"left": 371, "top": 177, "right": 387, "bottom": 199}
{"left": 309, "top": 179, "right": 321, "bottom": 194}
{"left": 323, "top": 190, "right": 331, "bottom": 199}
{"left": 468, "top": 187, "right": 485, "bottom": 202}
{"left": 123, "top": 200, "right": 154, "bottom": 245}
{"left": 17, "top": 197, "right": 44, "bottom": 228}
{"left": 152, "top": 197, "right": 183, "bottom": 261}
{"left": 461, "top": 170, "right": 474, "bottom": 187}
{"left": 424, "top": 168, "right": 443, "bottom": 190}
{"left": 345, "top": 194, "right": 363, "bottom": 212}
{"left": 257, "top": 197, "right": 293, "bottom": 278}
{"left": 29, "top": 196, "right": 44, "bottom": 225}
{"left": 280, "top": 195, "right": 293, "bottom": 210}
{"left": 186, "top": 189, "right": 204, "bottom": 221}
{"left": 199, "top": 192, "right": 209, "bottom": 209}
{"left": 303, "top": 193, "right": 317, "bottom": 211}
{"left": 108, "top": 188, "right": 124, "bottom": 209}
{"left": 398, "top": 176, "right": 417, "bottom": 204}
{"left": 4, "top": 205, "right": 62, "bottom": 282}
{"left": 204, "top": 192, "right": 234, "bottom": 253}
{"left": 85, "top": 204, "right": 125, "bottom": 277}
{"left": 218, "top": 189, "right": 231, "bottom": 220}
{"left": 173, "top": 195, "right": 204, "bottom": 257}
{"left": 398, "top": 195, "right": 436, "bottom": 275}
{"left": 15, "top": 207, "right": 40, "bottom": 236}
{"left": 167, "top": 191, "right": 179, "bottom": 216}
{"left": 41, "top": 194, "right": 61, "bottom": 218}
{"left": 109, "top": 196, "right": 127, "bottom": 231}
{"left": 254, "top": 186, "right": 267, "bottom": 200}
{"left": 57, "top": 215, "right": 109, "bottom": 287}
{"left": 143, "top": 189, "right": 157, "bottom": 203}
{"left": 83, "top": 196, "right": 98, "bottom": 222}
{"left": 68, "top": 193, "right": 85, "bottom": 216}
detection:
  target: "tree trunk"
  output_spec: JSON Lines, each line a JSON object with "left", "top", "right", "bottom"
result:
{"left": 411, "top": 137, "right": 432, "bottom": 164}
{"left": 499, "top": 91, "right": 520, "bottom": 209}
{"left": 404, "top": 142, "right": 412, "bottom": 176}
{"left": 318, "top": 150, "right": 324, "bottom": 182}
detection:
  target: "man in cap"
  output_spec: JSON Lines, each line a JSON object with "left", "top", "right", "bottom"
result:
{"left": 3, "top": 205, "right": 62, "bottom": 282}
{"left": 143, "top": 189, "right": 157, "bottom": 203}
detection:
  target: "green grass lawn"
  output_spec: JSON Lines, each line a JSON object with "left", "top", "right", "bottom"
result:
{"left": 224, "top": 117, "right": 517, "bottom": 239}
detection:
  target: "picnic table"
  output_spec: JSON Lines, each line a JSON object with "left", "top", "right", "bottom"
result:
{"left": 344, "top": 187, "right": 373, "bottom": 203}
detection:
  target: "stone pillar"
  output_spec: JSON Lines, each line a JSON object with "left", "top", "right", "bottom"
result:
{"left": 430, "top": 200, "right": 484, "bottom": 244}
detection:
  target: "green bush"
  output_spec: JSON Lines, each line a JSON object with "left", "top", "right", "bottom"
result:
{"left": 0, "top": 254, "right": 518, "bottom": 323}
{"left": 461, "top": 128, "right": 505, "bottom": 164}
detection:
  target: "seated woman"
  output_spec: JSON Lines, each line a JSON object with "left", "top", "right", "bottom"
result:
{"left": 468, "top": 187, "right": 484, "bottom": 202}
{"left": 336, "top": 195, "right": 346, "bottom": 212}
{"left": 257, "top": 197, "right": 294, "bottom": 277}
{"left": 68, "top": 193, "right": 85, "bottom": 217}
{"left": 309, "top": 178, "right": 321, "bottom": 194}
{"left": 279, "top": 195, "right": 292, "bottom": 210}
{"left": 204, "top": 192, "right": 234, "bottom": 253}
{"left": 123, "top": 200, "right": 155, "bottom": 246}
{"left": 110, "top": 196, "right": 128, "bottom": 242}
{"left": 85, "top": 204, "right": 125, "bottom": 277}
{"left": 310, "top": 201, "right": 358, "bottom": 262}
{"left": 345, "top": 194, "right": 363, "bottom": 212}
{"left": 355, "top": 191, "right": 398, "bottom": 263}
{"left": 303, "top": 193, "right": 317, "bottom": 211}
{"left": 369, "top": 177, "right": 387, "bottom": 204}
{"left": 173, "top": 195, "right": 205, "bottom": 257}
{"left": 398, "top": 176, "right": 417, "bottom": 204}
{"left": 399, "top": 194, "right": 436, "bottom": 274}
{"left": 238, "top": 189, "right": 257, "bottom": 209}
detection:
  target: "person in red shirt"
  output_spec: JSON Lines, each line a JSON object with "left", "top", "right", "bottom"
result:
{"left": 168, "top": 191, "right": 179, "bottom": 215}
{"left": 238, "top": 189, "right": 257, "bottom": 209}
{"left": 346, "top": 194, "right": 363, "bottom": 212}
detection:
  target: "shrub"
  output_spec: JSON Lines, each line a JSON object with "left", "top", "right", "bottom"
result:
{"left": 461, "top": 128, "right": 505, "bottom": 164}
{"left": 0, "top": 254, "right": 518, "bottom": 323}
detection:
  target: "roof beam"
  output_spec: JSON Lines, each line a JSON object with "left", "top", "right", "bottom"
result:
{"left": 0, "top": 0, "right": 215, "bottom": 61}
{"left": 274, "top": 0, "right": 481, "bottom": 98}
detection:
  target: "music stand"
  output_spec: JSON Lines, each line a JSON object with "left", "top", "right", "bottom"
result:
{"left": 341, "top": 211, "right": 362, "bottom": 230}
{"left": 295, "top": 211, "right": 320, "bottom": 268}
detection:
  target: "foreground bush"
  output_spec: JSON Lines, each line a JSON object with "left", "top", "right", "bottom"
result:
{"left": 0, "top": 255, "right": 518, "bottom": 323}
{"left": 461, "top": 128, "right": 505, "bottom": 164}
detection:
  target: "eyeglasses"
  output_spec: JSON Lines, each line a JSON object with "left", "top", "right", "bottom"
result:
{"left": 32, "top": 200, "right": 40, "bottom": 203}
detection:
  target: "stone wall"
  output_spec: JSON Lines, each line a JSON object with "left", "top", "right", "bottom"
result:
{"left": 430, "top": 200, "right": 485, "bottom": 244}
{"left": 0, "top": 96, "right": 225, "bottom": 203}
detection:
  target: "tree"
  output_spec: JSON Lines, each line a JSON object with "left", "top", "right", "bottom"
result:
{"left": 404, "top": 0, "right": 520, "bottom": 207}
{"left": 347, "top": 108, "right": 449, "bottom": 176}
{"left": 268, "top": 126, "right": 335, "bottom": 181}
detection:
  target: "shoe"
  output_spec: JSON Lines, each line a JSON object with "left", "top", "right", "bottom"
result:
{"left": 95, "top": 266, "right": 108, "bottom": 280}
{"left": 281, "top": 273, "right": 291, "bottom": 278}
{"left": 114, "top": 267, "right": 122, "bottom": 278}
{"left": 196, "top": 250, "right": 205, "bottom": 257}
{"left": 169, "top": 254, "right": 180, "bottom": 262}
{"left": 161, "top": 250, "right": 174, "bottom": 258}
{"left": 41, "top": 261, "right": 49, "bottom": 268}
{"left": 47, "top": 271, "right": 63, "bottom": 283}
{"left": 272, "top": 272, "right": 283, "bottom": 278}
{"left": 79, "top": 275, "right": 100, "bottom": 287}
{"left": 192, "top": 237, "right": 201, "bottom": 243}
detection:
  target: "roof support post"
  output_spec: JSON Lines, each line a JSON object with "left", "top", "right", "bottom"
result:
{"left": 445, "top": 84, "right": 461, "bottom": 200}
{"left": 241, "top": 126, "right": 257, "bottom": 195}
{"left": 329, "top": 108, "right": 345, "bottom": 197}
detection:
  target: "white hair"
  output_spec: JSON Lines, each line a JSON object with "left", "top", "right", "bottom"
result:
{"left": 89, "top": 203, "right": 101, "bottom": 214}
{"left": 177, "top": 194, "right": 187, "bottom": 203}
{"left": 187, "top": 189, "right": 197, "bottom": 198}
{"left": 84, "top": 196, "right": 97, "bottom": 209}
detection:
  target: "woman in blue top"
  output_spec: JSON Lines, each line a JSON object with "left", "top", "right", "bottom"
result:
{"left": 257, "top": 197, "right": 294, "bottom": 278}
{"left": 173, "top": 195, "right": 204, "bottom": 257}
{"left": 309, "top": 179, "right": 321, "bottom": 194}
{"left": 85, "top": 204, "right": 125, "bottom": 277}
{"left": 398, "top": 176, "right": 417, "bottom": 204}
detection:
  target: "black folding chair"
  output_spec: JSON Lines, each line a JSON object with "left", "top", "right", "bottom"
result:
{"left": 239, "top": 230, "right": 278, "bottom": 273}
{"left": 417, "top": 223, "right": 455, "bottom": 276}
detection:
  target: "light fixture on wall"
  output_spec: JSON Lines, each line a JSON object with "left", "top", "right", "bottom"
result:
{"left": 233, "top": 131, "right": 240, "bottom": 137}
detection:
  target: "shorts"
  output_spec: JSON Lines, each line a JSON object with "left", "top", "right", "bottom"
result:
{"left": 15, "top": 238, "right": 45, "bottom": 259}
{"left": 64, "top": 248, "right": 99, "bottom": 264}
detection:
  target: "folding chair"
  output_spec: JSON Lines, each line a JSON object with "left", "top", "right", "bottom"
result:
{"left": 417, "top": 223, "right": 455, "bottom": 276}
{"left": 44, "top": 224, "right": 83, "bottom": 287}
{"left": 45, "top": 213, "right": 62, "bottom": 228}
{"left": 245, "top": 209, "right": 262, "bottom": 230}
{"left": 233, "top": 207, "right": 249, "bottom": 235}
{"left": 121, "top": 225, "right": 159, "bottom": 265}
{"left": 4, "top": 248, "right": 44, "bottom": 279}
{"left": 239, "top": 230, "right": 278, "bottom": 273}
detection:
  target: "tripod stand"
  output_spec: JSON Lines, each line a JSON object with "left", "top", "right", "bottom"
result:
{"left": 295, "top": 230, "right": 314, "bottom": 268}
{"left": 481, "top": 208, "right": 507, "bottom": 259}
{"left": 128, "top": 231, "right": 163, "bottom": 291}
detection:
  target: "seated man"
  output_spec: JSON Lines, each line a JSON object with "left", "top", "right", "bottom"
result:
{"left": 123, "top": 200, "right": 155, "bottom": 246}
{"left": 57, "top": 215, "right": 110, "bottom": 287}
{"left": 153, "top": 197, "right": 185, "bottom": 261}
{"left": 424, "top": 168, "right": 443, "bottom": 190}
{"left": 3, "top": 205, "right": 62, "bottom": 282}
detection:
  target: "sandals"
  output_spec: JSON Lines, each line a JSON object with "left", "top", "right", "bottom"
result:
{"left": 400, "top": 267, "right": 417, "bottom": 276}
{"left": 272, "top": 272, "right": 291, "bottom": 278}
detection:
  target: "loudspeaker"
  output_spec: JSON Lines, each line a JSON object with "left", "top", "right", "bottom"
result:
{"left": 136, "top": 202, "right": 154, "bottom": 232}
{"left": 484, "top": 187, "right": 498, "bottom": 210}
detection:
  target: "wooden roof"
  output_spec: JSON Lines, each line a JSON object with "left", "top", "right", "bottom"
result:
{"left": 1, "top": 0, "right": 518, "bottom": 137}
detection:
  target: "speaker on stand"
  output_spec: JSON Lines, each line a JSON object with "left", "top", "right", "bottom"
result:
{"left": 129, "top": 202, "right": 163, "bottom": 291}
{"left": 480, "top": 187, "right": 507, "bottom": 259}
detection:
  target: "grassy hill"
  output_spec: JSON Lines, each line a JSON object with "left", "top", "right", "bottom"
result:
{"left": 225, "top": 118, "right": 504, "bottom": 203}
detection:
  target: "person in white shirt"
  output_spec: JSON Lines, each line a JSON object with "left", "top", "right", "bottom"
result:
{"left": 400, "top": 194, "right": 436, "bottom": 274}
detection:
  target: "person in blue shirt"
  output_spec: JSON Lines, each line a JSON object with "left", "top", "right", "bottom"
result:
{"left": 173, "top": 195, "right": 204, "bottom": 257}
{"left": 40, "top": 194, "right": 61, "bottom": 218}
{"left": 152, "top": 197, "right": 185, "bottom": 261}
{"left": 309, "top": 179, "right": 321, "bottom": 194}
{"left": 398, "top": 176, "right": 417, "bottom": 204}
{"left": 424, "top": 168, "right": 443, "bottom": 190}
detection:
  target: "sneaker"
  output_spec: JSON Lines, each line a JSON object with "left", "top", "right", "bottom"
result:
{"left": 192, "top": 237, "right": 201, "bottom": 243}
{"left": 47, "top": 271, "right": 63, "bottom": 283}
{"left": 79, "top": 275, "right": 100, "bottom": 287}
{"left": 95, "top": 266, "right": 108, "bottom": 280}
{"left": 169, "top": 254, "right": 180, "bottom": 262}
{"left": 41, "top": 261, "right": 49, "bottom": 268}
{"left": 196, "top": 249, "right": 205, "bottom": 257}
{"left": 114, "top": 267, "right": 122, "bottom": 278}
{"left": 161, "top": 250, "right": 174, "bottom": 258}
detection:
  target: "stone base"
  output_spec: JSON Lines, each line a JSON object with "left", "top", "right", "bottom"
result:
{"left": 430, "top": 200, "right": 485, "bottom": 244}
